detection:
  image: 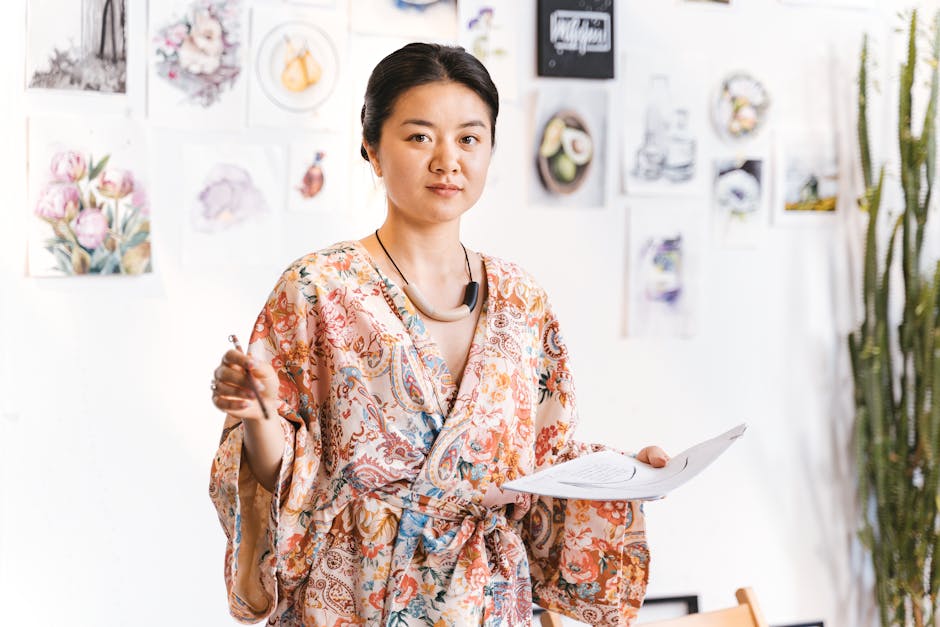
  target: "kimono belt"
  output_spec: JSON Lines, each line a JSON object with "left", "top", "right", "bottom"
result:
{"left": 370, "top": 487, "right": 524, "bottom": 581}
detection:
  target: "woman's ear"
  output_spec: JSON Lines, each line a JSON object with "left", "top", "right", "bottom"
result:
{"left": 363, "top": 143, "right": 382, "bottom": 178}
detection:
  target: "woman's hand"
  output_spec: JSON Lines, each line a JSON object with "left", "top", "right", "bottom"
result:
{"left": 210, "top": 349, "right": 279, "bottom": 421}
{"left": 636, "top": 445, "right": 670, "bottom": 468}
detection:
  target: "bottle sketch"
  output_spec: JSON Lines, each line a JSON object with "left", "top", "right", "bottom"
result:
{"left": 633, "top": 75, "right": 670, "bottom": 181}
{"left": 664, "top": 108, "right": 696, "bottom": 182}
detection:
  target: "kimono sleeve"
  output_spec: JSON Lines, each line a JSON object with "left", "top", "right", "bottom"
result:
{"left": 521, "top": 304, "right": 650, "bottom": 627}
{"left": 208, "top": 267, "right": 320, "bottom": 624}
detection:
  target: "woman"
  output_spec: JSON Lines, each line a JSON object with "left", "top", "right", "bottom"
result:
{"left": 209, "top": 43, "right": 669, "bottom": 626}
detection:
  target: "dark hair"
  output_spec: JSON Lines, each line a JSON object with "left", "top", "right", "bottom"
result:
{"left": 360, "top": 43, "right": 499, "bottom": 161}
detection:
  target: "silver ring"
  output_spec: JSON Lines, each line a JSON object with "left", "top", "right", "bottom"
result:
{"left": 210, "top": 380, "right": 218, "bottom": 391}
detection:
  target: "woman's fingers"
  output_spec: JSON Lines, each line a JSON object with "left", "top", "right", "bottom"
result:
{"left": 637, "top": 445, "right": 671, "bottom": 468}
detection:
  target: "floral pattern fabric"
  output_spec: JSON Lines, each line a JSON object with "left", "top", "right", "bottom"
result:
{"left": 209, "top": 240, "right": 649, "bottom": 626}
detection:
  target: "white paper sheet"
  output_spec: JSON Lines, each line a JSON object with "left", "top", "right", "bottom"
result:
{"left": 501, "top": 423, "right": 746, "bottom": 501}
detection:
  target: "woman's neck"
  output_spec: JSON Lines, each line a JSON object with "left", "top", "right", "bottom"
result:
{"left": 373, "top": 218, "right": 467, "bottom": 283}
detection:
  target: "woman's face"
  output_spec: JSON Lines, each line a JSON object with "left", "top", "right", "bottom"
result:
{"left": 365, "top": 81, "right": 493, "bottom": 227}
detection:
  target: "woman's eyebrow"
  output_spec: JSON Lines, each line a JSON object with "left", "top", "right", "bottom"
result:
{"left": 400, "top": 119, "right": 488, "bottom": 129}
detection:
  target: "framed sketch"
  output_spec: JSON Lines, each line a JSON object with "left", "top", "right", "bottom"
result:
{"left": 248, "top": 3, "right": 347, "bottom": 130}
{"left": 458, "top": 0, "right": 520, "bottom": 102}
{"left": 530, "top": 86, "right": 609, "bottom": 209}
{"left": 537, "top": 0, "right": 614, "bottom": 79}
{"left": 148, "top": 0, "right": 248, "bottom": 129}
{"left": 713, "top": 157, "right": 767, "bottom": 247}
{"left": 180, "top": 142, "right": 285, "bottom": 268}
{"left": 27, "top": 115, "right": 150, "bottom": 277}
{"left": 772, "top": 129, "right": 838, "bottom": 226}
{"left": 27, "top": 0, "right": 127, "bottom": 92}
{"left": 623, "top": 202, "right": 705, "bottom": 338}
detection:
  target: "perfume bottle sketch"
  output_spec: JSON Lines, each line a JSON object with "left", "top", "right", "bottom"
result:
{"left": 632, "top": 75, "right": 697, "bottom": 184}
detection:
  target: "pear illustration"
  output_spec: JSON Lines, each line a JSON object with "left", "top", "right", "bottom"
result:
{"left": 280, "top": 36, "right": 322, "bottom": 93}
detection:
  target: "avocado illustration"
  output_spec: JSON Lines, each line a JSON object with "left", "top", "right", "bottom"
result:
{"left": 551, "top": 152, "right": 577, "bottom": 183}
{"left": 539, "top": 117, "right": 566, "bottom": 158}
{"left": 561, "top": 127, "right": 592, "bottom": 166}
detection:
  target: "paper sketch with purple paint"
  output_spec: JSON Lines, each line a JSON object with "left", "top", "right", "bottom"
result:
{"left": 624, "top": 205, "right": 703, "bottom": 337}
{"left": 27, "top": 0, "right": 126, "bottom": 92}
{"left": 152, "top": 0, "right": 242, "bottom": 107}
{"left": 459, "top": 0, "right": 518, "bottom": 101}
{"left": 191, "top": 163, "right": 269, "bottom": 232}
{"left": 181, "top": 143, "right": 284, "bottom": 267}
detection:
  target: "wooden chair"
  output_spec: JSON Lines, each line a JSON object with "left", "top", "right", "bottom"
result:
{"left": 639, "top": 587, "right": 768, "bottom": 627}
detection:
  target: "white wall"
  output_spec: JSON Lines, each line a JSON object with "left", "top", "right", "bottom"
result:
{"left": 0, "top": 0, "right": 932, "bottom": 625}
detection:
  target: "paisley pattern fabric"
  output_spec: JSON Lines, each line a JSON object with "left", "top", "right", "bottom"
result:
{"left": 209, "top": 240, "right": 649, "bottom": 626}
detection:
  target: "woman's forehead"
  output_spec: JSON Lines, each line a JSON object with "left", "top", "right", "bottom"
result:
{"left": 389, "top": 82, "right": 491, "bottom": 122}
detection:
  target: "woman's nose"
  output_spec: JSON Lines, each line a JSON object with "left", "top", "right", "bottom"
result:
{"left": 431, "top": 143, "right": 459, "bottom": 173}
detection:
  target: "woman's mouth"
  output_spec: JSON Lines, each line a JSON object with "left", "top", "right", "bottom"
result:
{"left": 427, "top": 184, "right": 461, "bottom": 198}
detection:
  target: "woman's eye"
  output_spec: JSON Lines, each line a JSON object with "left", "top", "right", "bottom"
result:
{"left": 460, "top": 136, "right": 479, "bottom": 145}
{"left": 409, "top": 134, "right": 430, "bottom": 143}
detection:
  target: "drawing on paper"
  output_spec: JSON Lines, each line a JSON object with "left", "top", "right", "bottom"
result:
{"left": 152, "top": 0, "right": 242, "bottom": 107}
{"left": 296, "top": 152, "right": 325, "bottom": 200}
{"left": 254, "top": 20, "right": 338, "bottom": 113}
{"left": 191, "top": 163, "right": 269, "bottom": 233}
{"left": 27, "top": 0, "right": 127, "bottom": 92}
{"left": 537, "top": 110, "right": 594, "bottom": 195}
{"left": 631, "top": 75, "right": 697, "bottom": 186}
{"left": 711, "top": 73, "right": 770, "bottom": 142}
{"left": 458, "top": 0, "right": 518, "bottom": 101}
{"left": 778, "top": 131, "right": 838, "bottom": 216}
{"left": 31, "top": 149, "right": 150, "bottom": 276}
{"left": 624, "top": 206, "right": 702, "bottom": 337}
{"left": 713, "top": 158, "right": 765, "bottom": 246}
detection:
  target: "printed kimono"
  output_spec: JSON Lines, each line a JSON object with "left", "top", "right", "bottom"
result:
{"left": 209, "top": 240, "right": 650, "bottom": 626}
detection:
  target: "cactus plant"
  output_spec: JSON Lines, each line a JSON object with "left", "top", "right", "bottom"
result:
{"left": 850, "top": 9, "right": 940, "bottom": 627}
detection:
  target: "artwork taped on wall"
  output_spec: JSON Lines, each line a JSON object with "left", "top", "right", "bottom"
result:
{"left": 351, "top": 0, "right": 458, "bottom": 40}
{"left": 287, "top": 133, "right": 346, "bottom": 213}
{"left": 711, "top": 72, "right": 771, "bottom": 143}
{"left": 537, "top": 0, "right": 614, "bottom": 79}
{"left": 624, "top": 73, "right": 705, "bottom": 197}
{"left": 623, "top": 204, "right": 704, "bottom": 338}
{"left": 249, "top": 3, "right": 347, "bottom": 130}
{"left": 27, "top": 0, "right": 127, "bottom": 92}
{"left": 773, "top": 129, "right": 838, "bottom": 225}
{"left": 27, "top": 115, "right": 150, "bottom": 277}
{"left": 713, "top": 157, "right": 766, "bottom": 247}
{"left": 148, "top": 0, "right": 247, "bottom": 129}
{"left": 458, "top": 0, "right": 519, "bottom": 102}
{"left": 181, "top": 143, "right": 285, "bottom": 268}
{"left": 530, "top": 86, "right": 608, "bottom": 209}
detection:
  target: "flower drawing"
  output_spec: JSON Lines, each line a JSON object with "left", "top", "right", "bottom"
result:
{"left": 32, "top": 149, "right": 151, "bottom": 276}
{"left": 192, "top": 163, "right": 269, "bottom": 233}
{"left": 153, "top": 0, "right": 242, "bottom": 107}
{"left": 50, "top": 150, "right": 87, "bottom": 183}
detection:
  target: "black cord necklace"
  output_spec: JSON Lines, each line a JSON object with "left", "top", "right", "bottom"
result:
{"left": 374, "top": 229, "right": 479, "bottom": 322}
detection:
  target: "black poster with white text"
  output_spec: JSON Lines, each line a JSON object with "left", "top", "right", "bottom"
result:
{"left": 537, "top": 0, "right": 614, "bottom": 79}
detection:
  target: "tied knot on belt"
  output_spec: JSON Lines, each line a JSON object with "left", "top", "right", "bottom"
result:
{"left": 375, "top": 488, "right": 522, "bottom": 579}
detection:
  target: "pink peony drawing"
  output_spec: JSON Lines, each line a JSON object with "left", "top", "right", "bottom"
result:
{"left": 32, "top": 149, "right": 151, "bottom": 276}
